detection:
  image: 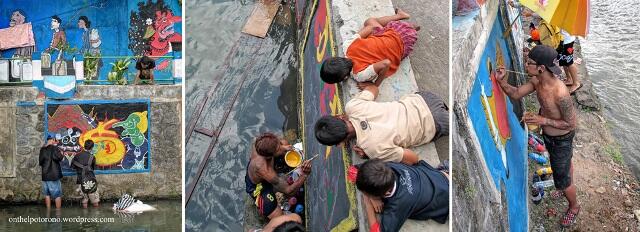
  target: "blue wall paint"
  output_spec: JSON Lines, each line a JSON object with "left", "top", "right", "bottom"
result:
{"left": 1, "top": 0, "right": 182, "bottom": 81}
{"left": 467, "top": 13, "right": 528, "bottom": 231}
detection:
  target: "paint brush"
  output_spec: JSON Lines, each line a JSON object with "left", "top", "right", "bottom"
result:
{"left": 286, "top": 154, "right": 319, "bottom": 175}
{"left": 504, "top": 69, "right": 528, "bottom": 75}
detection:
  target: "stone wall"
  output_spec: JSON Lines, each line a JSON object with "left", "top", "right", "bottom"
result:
{"left": 0, "top": 85, "right": 182, "bottom": 203}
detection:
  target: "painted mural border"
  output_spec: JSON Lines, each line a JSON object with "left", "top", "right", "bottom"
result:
{"left": 43, "top": 98, "right": 152, "bottom": 175}
{"left": 298, "top": 0, "right": 358, "bottom": 230}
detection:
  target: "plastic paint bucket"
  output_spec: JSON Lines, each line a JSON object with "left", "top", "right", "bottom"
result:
{"left": 285, "top": 150, "right": 302, "bottom": 167}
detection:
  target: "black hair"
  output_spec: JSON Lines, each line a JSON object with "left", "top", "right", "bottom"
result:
{"left": 79, "top": 16, "right": 90, "bottom": 28}
{"left": 51, "top": 15, "right": 62, "bottom": 24}
{"left": 356, "top": 159, "right": 396, "bottom": 197}
{"left": 529, "top": 22, "right": 535, "bottom": 29}
{"left": 84, "top": 140, "right": 94, "bottom": 150}
{"left": 314, "top": 115, "right": 348, "bottom": 146}
{"left": 320, "top": 57, "right": 353, "bottom": 84}
{"left": 135, "top": 56, "right": 156, "bottom": 70}
{"left": 273, "top": 221, "right": 305, "bottom": 232}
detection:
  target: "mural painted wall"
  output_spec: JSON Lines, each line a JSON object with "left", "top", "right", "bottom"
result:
{"left": 44, "top": 99, "right": 151, "bottom": 175}
{"left": 0, "top": 0, "right": 182, "bottom": 82}
{"left": 300, "top": 0, "right": 356, "bottom": 231}
{"left": 466, "top": 10, "right": 528, "bottom": 231}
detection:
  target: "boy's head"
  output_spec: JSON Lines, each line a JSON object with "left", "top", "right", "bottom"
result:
{"left": 273, "top": 221, "right": 305, "bottom": 232}
{"left": 255, "top": 133, "right": 286, "bottom": 157}
{"left": 321, "top": 57, "right": 353, "bottom": 84}
{"left": 84, "top": 139, "right": 94, "bottom": 151}
{"left": 314, "top": 115, "right": 348, "bottom": 146}
{"left": 356, "top": 159, "right": 396, "bottom": 197}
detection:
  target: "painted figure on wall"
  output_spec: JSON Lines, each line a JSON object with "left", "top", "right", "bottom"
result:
{"left": 44, "top": 15, "right": 67, "bottom": 62}
{"left": 128, "top": 0, "right": 182, "bottom": 70}
{"left": 78, "top": 16, "right": 101, "bottom": 55}
{"left": 8, "top": 10, "right": 35, "bottom": 57}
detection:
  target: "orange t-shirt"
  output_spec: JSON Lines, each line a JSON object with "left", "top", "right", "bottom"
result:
{"left": 530, "top": 28, "right": 540, "bottom": 41}
{"left": 345, "top": 29, "right": 404, "bottom": 76}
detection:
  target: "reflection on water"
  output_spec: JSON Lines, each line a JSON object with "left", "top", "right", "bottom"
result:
{"left": 185, "top": 0, "right": 299, "bottom": 231}
{"left": 580, "top": 0, "right": 640, "bottom": 179}
{"left": 0, "top": 200, "right": 181, "bottom": 231}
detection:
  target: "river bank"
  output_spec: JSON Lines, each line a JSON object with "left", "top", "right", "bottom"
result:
{"left": 522, "top": 29, "right": 640, "bottom": 231}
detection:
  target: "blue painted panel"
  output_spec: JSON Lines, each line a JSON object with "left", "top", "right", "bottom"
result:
{"left": 467, "top": 14, "right": 528, "bottom": 231}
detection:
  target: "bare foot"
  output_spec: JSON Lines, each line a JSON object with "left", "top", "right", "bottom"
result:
{"left": 395, "top": 8, "right": 410, "bottom": 19}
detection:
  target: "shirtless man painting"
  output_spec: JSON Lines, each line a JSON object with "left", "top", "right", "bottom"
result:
{"left": 495, "top": 45, "right": 578, "bottom": 227}
{"left": 245, "top": 133, "right": 312, "bottom": 220}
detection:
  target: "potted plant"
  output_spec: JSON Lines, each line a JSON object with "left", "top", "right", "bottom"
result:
{"left": 108, "top": 58, "right": 131, "bottom": 85}
{"left": 83, "top": 52, "right": 100, "bottom": 80}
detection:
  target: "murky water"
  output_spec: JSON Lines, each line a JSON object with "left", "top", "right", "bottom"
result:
{"left": 0, "top": 200, "right": 181, "bottom": 231}
{"left": 580, "top": 0, "right": 640, "bottom": 179}
{"left": 185, "top": 0, "right": 299, "bottom": 231}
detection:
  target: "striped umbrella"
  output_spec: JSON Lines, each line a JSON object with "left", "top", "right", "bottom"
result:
{"left": 520, "top": 0, "right": 590, "bottom": 37}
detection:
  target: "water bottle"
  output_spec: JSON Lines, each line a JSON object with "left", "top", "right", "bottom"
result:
{"left": 528, "top": 153, "right": 548, "bottom": 164}
{"left": 294, "top": 204, "right": 304, "bottom": 214}
{"left": 528, "top": 133, "right": 546, "bottom": 152}
{"left": 282, "top": 202, "right": 291, "bottom": 213}
{"left": 288, "top": 197, "right": 297, "bottom": 206}
{"left": 536, "top": 167, "right": 553, "bottom": 176}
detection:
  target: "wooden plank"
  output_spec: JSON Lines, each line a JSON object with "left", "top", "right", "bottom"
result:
{"left": 241, "top": 0, "right": 281, "bottom": 38}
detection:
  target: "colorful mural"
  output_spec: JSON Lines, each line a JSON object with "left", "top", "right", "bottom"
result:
{"left": 45, "top": 99, "right": 151, "bottom": 175}
{"left": 466, "top": 10, "right": 528, "bottom": 231}
{"left": 0, "top": 0, "right": 182, "bottom": 83}
{"left": 300, "top": 0, "right": 357, "bottom": 231}
{"left": 128, "top": 0, "right": 182, "bottom": 70}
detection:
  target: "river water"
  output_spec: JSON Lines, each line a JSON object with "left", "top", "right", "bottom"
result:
{"left": 184, "top": 0, "right": 299, "bottom": 231}
{"left": 0, "top": 200, "right": 181, "bottom": 231}
{"left": 580, "top": 0, "right": 640, "bottom": 179}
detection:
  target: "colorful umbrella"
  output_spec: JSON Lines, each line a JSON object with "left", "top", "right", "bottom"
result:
{"left": 520, "top": 0, "right": 590, "bottom": 37}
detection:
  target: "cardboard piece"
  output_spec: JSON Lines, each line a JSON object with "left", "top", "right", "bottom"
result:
{"left": 241, "top": 0, "right": 281, "bottom": 38}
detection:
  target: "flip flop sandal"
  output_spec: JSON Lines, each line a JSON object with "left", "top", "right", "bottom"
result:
{"left": 570, "top": 83, "right": 584, "bottom": 95}
{"left": 561, "top": 208, "right": 580, "bottom": 227}
{"left": 551, "top": 190, "right": 564, "bottom": 199}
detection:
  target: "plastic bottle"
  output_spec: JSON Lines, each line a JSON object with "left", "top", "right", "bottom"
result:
{"left": 528, "top": 153, "right": 548, "bottom": 164}
{"left": 294, "top": 204, "right": 304, "bottom": 214}
{"left": 536, "top": 167, "right": 553, "bottom": 176}
{"left": 282, "top": 202, "right": 290, "bottom": 213}
{"left": 288, "top": 197, "right": 297, "bottom": 206}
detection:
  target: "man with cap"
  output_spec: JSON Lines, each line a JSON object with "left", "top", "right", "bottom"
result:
{"left": 495, "top": 45, "right": 579, "bottom": 227}
{"left": 39, "top": 135, "right": 64, "bottom": 209}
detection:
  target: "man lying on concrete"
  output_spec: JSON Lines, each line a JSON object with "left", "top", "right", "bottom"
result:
{"left": 259, "top": 213, "right": 305, "bottom": 232}
{"left": 314, "top": 83, "right": 448, "bottom": 165}
{"left": 356, "top": 159, "right": 449, "bottom": 232}
{"left": 39, "top": 135, "right": 63, "bottom": 209}
{"left": 320, "top": 9, "right": 419, "bottom": 85}
{"left": 245, "top": 133, "right": 312, "bottom": 220}
{"left": 495, "top": 45, "right": 579, "bottom": 227}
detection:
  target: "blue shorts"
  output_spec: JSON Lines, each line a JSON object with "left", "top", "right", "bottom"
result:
{"left": 42, "top": 180, "right": 62, "bottom": 199}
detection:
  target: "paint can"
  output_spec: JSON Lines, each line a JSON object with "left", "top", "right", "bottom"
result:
{"left": 285, "top": 150, "right": 302, "bottom": 168}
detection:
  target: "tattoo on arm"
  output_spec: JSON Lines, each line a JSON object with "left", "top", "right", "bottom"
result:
{"left": 269, "top": 175, "right": 288, "bottom": 193}
{"left": 545, "top": 96, "right": 576, "bottom": 130}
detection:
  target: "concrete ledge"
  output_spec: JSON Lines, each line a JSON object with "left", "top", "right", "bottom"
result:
{"left": 331, "top": 0, "right": 446, "bottom": 230}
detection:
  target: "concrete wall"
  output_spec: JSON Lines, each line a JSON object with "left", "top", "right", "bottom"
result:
{"left": 452, "top": 0, "right": 528, "bottom": 231}
{"left": 0, "top": 85, "right": 181, "bottom": 203}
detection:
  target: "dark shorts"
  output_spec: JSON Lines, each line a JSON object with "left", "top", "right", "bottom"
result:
{"left": 543, "top": 131, "right": 576, "bottom": 190}
{"left": 557, "top": 41, "right": 575, "bottom": 66}
{"left": 417, "top": 91, "right": 449, "bottom": 140}
{"left": 253, "top": 183, "right": 277, "bottom": 217}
